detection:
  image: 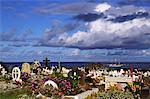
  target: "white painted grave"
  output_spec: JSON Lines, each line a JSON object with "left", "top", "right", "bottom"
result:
{"left": 12, "top": 67, "right": 21, "bottom": 81}
{"left": 42, "top": 67, "right": 52, "bottom": 74}
{"left": 44, "top": 80, "right": 58, "bottom": 89}
{"left": 64, "top": 88, "right": 99, "bottom": 99}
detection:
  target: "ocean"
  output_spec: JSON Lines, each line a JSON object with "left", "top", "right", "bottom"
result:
{"left": 1, "top": 62, "right": 150, "bottom": 72}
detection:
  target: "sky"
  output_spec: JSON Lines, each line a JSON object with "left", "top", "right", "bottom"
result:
{"left": 0, "top": 0, "right": 150, "bottom": 62}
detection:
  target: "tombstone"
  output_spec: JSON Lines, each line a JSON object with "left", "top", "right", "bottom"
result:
{"left": 32, "top": 60, "right": 41, "bottom": 69}
{"left": 12, "top": 67, "right": 21, "bottom": 81}
{"left": 21, "top": 63, "right": 31, "bottom": 74}
{"left": 1, "top": 68, "right": 7, "bottom": 76}
{"left": 144, "top": 72, "right": 148, "bottom": 77}
{"left": 114, "top": 70, "right": 118, "bottom": 77}
{"left": 42, "top": 67, "right": 52, "bottom": 75}
{"left": 44, "top": 80, "right": 58, "bottom": 89}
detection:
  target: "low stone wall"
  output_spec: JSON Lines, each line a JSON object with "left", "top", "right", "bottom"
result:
{"left": 64, "top": 88, "right": 99, "bottom": 99}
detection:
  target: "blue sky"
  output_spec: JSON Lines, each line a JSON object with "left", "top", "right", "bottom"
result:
{"left": 0, "top": 0, "right": 150, "bottom": 62}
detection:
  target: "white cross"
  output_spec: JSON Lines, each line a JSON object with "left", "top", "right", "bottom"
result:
{"left": 12, "top": 67, "right": 21, "bottom": 81}
{"left": 0, "top": 64, "right": 3, "bottom": 69}
{"left": 1, "top": 68, "right": 7, "bottom": 76}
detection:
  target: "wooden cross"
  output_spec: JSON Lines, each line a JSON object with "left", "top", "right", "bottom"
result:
{"left": 43, "top": 57, "right": 50, "bottom": 67}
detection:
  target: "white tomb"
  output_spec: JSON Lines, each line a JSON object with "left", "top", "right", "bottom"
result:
{"left": 44, "top": 80, "right": 58, "bottom": 89}
{"left": 12, "top": 67, "right": 21, "bottom": 81}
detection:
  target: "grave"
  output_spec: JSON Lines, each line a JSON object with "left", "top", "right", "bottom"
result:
{"left": 44, "top": 80, "right": 58, "bottom": 89}
{"left": 21, "top": 63, "right": 31, "bottom": 74}
{"left": 0, "top": 63, "right": 9, "bottom": 75}
{"left": 32, "top": 60, "right": 41, "bottom": 74}
{"left": 1, "top": 68, "right": 7, "bottom": 76}
{"left": 64, "top": 88, "right": 99, "bottom": 99}
{"left": 12, "top": 67, "right": 21, "bottom": 81}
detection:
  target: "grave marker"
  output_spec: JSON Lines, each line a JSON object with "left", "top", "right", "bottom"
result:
{"left": 12, "top": 67, "right": 21, "bottom": 81}
{"left": 22, "top": 63, "right": 31, "bottom": 74}
{"left": 1, "top": 68, "right": 7, "bottom": 76}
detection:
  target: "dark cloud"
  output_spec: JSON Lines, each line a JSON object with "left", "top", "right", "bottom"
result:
{"left": 74, "top": 13, "right": 106, "bottom": 22}
{"left": 109, "top": 11, "right": 149, "bottom": 22}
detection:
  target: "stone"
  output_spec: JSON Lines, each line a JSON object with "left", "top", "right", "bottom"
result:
{"left": 32, "top": 60, "right": 41, "bottom": 69}
{"left": 42, "top": 67, "right": 52, "bottom": 75}
{"left": 21, "top": 63, "right": 31, "bottom": 74}
{"left": 12, "top": 67, "right": 21, "bottom": 81}
{"left": 44, "top": 80, "right": 58, "bottom": 89}
{"left": 64, "top": 88, "right": 99, "bottom": 99}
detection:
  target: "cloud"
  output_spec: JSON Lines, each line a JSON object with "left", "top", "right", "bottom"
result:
{"left": 94, "top": 2, "right": 111, "bottom": 13}
{"left": 12, "top": 2, "right": 150, "bottom": 50}
{"left": 34, "top": 2, "right": 96, "bottom": 15}
{"left": 109, "top": 11, "right": 149, "bottom": 22}
{"left": 74, "top": 13, "right": 106, "bottom": 22}
{"left": 0, "top": 28, "right": 17, "bottom": 41}
{"left": 105, "top": 5, "right": 149, "bottom": 17}
{"left": 0, "top": 28, "right": 33, "bottom": 42}
{"left": 70, "top": 49, "right": 80, "bottom": 56}
{"left": 37, "top": 20, "right": 81, "bottom": 47}
{"left": 65, "top": 18, "right": 150, "bottom": 49}
{"left": 118, "top": 0, "right": 150, "bottom": 6}
{"left": 107, "top": 49, "right": 150, "bottom": 56}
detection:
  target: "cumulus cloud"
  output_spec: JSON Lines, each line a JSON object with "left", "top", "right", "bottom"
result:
{"left": 37, "top": 3, "right": 150, "bottom": 50}
{"left": 94, "top": 2, "right": 111, "bottom": 13}
{"left": 63, "top": 18, "right": 150, "bottom": 49}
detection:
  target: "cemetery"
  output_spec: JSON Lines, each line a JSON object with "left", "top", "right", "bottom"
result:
{"left": 0, "top": 60, "right": 150, "bottom": 99}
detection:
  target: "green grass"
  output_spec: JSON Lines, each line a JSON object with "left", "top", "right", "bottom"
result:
{"left": 0, "top": 88, "right": 35, "bottom": 99}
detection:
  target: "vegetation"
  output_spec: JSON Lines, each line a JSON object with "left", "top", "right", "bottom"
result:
{"left": 143, "top": 77, "right": 150, "bottom": 87}
{"left": 0, "top": 75, "right": 12, "bottom": 83}
{"left": 0, "top": 88, "right": 34, "bottom": 99}
{"left": 97, "top": 90, "right": 134, "bottom": 99}
{"left": 86, "top": 63, "right": 106, "bottom": 70}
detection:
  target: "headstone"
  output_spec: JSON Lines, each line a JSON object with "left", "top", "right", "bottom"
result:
{"left": 42, "top": 67, "right": 52, "bottom": 75}
{"left": 32, "top": 60, "right": 41, "bottom": 69}
{"left": 114, "top": 70, "right": 118, "bottom": 77}
{"left": 12, "top": 67, "right": 21, "bottom": 81}
{"left": 21, "top": 63, "right": 31, "bottom": 74}
{"left": 44, "top": 80, "right": 58, "bottom": 89}
{"left": 1, "top": 68, "right": 7, "bottom": 76}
